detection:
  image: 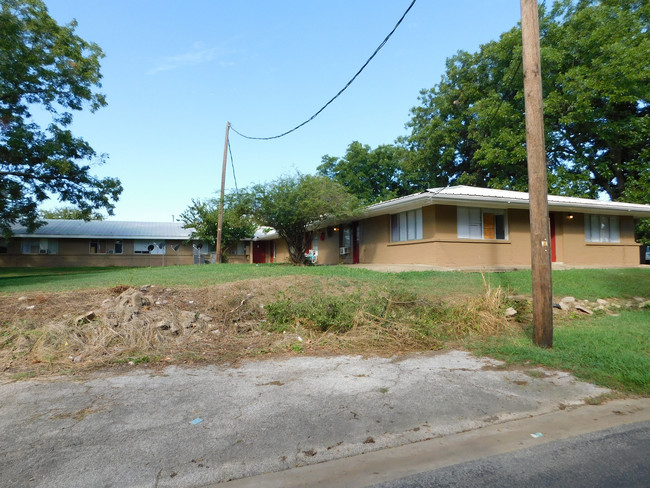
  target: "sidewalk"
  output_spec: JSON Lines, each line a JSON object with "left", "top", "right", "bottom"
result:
{"left": 0, "top": 350, "right": 636, "bottom": 487}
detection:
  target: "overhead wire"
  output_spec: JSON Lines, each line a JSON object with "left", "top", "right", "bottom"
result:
{"left": 227, "top": 138, "right": 238, "bottom": 194}
{"left": 229, "top": 0, "right": 418, "bottom": 141}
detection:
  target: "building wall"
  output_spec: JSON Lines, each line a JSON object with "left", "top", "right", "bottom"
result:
{"left": 312, "top": 227, "right": 340, "bottom": 265}
{"left": 0, "top": 238, "right": 195, "bottom": 267}
{"left": 556, "top": 212, "right": 639, "bottom": 266}
{"left": 356, "top": 204, "right": 641, "bottom": 268}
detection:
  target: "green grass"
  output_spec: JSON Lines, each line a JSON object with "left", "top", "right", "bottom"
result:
{"left": 2, "top": 264, "right": 649, "bottom": 394}
{"left": 466, "top": 309, "right": 650, "bottom": 395}
{"left": 1, "top": 264, "right": 649, "bottom": 299}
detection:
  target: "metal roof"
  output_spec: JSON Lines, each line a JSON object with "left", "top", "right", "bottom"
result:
{"left": 10, "top": 220, "right": 194, "bottom": 240}
{"left": 364, "top": 185, "right": 650, "bottom": 218}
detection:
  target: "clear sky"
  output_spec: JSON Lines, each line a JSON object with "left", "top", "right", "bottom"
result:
{"left": 42, "top": 0, "right": 522, "bottom": 222}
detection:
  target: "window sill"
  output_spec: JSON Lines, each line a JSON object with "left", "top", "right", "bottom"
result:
{"left": 585, "top": 242, "right": 625, "bottom": 246}
{"left": 445, "top": 238, "right": 510, "bottom": 244}
{"left": 387, "top": 238, "right": 511, "bottom": 246}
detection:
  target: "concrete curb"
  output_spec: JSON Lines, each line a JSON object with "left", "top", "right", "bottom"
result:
{"left": 216, "top": 397, "right": 650, "bottom": 488}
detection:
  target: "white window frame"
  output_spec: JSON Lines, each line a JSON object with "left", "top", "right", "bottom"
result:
{"left": 229, "top": 242, "right": 247, "bottom": 255}
{"left": 391, "top": 209, "right": 423, "bottom": 242}
{"left": 89, "top": 239, "right": 123, "bottom": 254}
{"left": 585, "top": 215, "right": 619, "bottom": 243}
{"left": 134, "top": 240, "right": 166, "bottom": 254}
{"left": 21, "top": 238, "right": 58, "bottom": 254}
{"left": 457, "top": 207, "right": 508, "bottom": 240}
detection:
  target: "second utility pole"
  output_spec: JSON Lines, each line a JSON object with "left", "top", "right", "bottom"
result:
{"left": 521, "top": 0, "right": 553, "bottom": 347}
{"left": 216, "top": 121, "right": 230, "bottom": 264}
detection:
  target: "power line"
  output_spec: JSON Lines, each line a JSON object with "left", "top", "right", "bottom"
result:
{"left": 227, "top": 138, "right": 238, "bottom": 194}
{"left": 230, "top": 0, "right": 417, "bottom": 141}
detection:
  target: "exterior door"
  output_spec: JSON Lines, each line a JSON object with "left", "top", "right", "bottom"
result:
{"left": 550, "top": 214, "right": 557, "bottom": 262}
{"left": 352, "top": 222, "right": 360, "bottom": 264}
{"left": 253, "top": 241, "right": 266, "bottom": 263}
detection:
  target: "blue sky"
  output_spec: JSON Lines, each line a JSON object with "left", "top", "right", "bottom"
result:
{"left": 42, "top": 0, "right": 522, "bottom": 222}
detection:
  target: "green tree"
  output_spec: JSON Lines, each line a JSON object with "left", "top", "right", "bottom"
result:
{"left": 180, "top": 192, "right": 256, "bottom": 262}
{"left": 318, "top": 141, "right": 409, "bottom": 204}
{"left": 0, "top": 0, "right": 122, "bottom": 238}
{"left": 251, "top": 173, "right": 360, "bottom": 265}
{"left": 39, "top": 205, "right": 104, "bottom": 220}
{"left": 403, "top": 0, "right": 649, "bottom": 201}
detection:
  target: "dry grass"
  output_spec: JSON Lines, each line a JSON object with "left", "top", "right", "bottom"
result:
{"left": 0, "top": 276, "right": 516, "bottom": 378}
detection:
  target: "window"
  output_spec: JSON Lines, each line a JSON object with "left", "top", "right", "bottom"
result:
{"left": 457, "top": 207, "right": 507, "bottom": 240}
{"left": 21, "top": 238, "right": 58, "bottom": 254}
{"left": 89, "top": 240, "right": 123, "bottom": 254}
{"left": 134, "top": 240, "right": 166, "bottom": 254}
{"left": 0, "top": 239, "right": 7, "bottom": 254}
{"left": 585, "top": 215, "right": 619, "bottom": 243}
{"left": 229, "top": 242, "right": 247, "bottom": 255}
{"left": 391, "top": 209, "right": 423, "bottom": 242}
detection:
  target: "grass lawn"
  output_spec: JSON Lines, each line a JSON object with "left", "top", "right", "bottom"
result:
{"left": 1, "top": 264, "right": 649, "bottom": 299}
{"left": 1, "top": 264, "right": 648, "bottom": 395}
{"left": 466, "top": 309, "right": 650, "bottom": 395}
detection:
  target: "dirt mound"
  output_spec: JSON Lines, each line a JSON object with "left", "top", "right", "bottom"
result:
{"left": 0, "top": 275, "right": 518, "bottom": 378}
{"left": 1, "top": 277, "right": 317, "bottom": 377}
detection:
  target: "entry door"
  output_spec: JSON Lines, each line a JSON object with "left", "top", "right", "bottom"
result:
{"left": 253, "top": 242, "right": 266, "bottom": 263}
{"left": 352, "top": 222, "right": 360, "bottom": 264}
{"left": 550, "top": 214, "right": 557, "bottom": 262}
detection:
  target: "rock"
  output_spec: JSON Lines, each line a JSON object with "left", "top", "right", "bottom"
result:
{"left": 197, "top": 313, "right": 213, "bottom": 322}
{"left": 75, "top": 311, "right": 96, "bottom": 325}
{"left": 73, "top": 355, "right": 82, "bottom": 363}
{"left": 155, "top": 300, "right": 169, "bottom": 305}
{"left": 575, "top": 305, "right": 593, "bottom": 315}
{"left": 638, "top": 301, "right": 650, "bottom": 309}
{"left": 118, "top": 289, "right": 144, "bottom": 308}
{"left": 17, "top": 296, "right": 28, "bottom": 302}
{"left": 505, "top": 307, "right": 518, "bottom": 317}
{"left": 558, "top": 302, "right": 570, "bottom": 311}
{"left": 633, "top": 297, "right": 644, "bottom": 302}
{"left": 155, "top": 320, "right": 171, "bottom": 330}
{"left": 560, "top": 297, "right": 576, "bottom": 306}
{"left": 178, "top": 310, "right": 197, "bottom": 329}
{"left": 596, "top": 299, "right": 609, "bottom": 306}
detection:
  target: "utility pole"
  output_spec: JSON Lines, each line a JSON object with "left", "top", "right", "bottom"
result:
{"left": 521, "top": 0, "right": 553, "bottom": 347}
{"left": 216, "top": 122, "right": 230, "bottom": 264}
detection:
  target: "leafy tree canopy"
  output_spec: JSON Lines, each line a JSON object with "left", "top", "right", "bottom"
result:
{"left": 180, "top": 192, "right": 256, "bottom": 262}
{"left": 1, "top": 0, "right": 122, "bottom": 238}
{"left": 317, "top": 141, "right": 410, "bottom": 205}
{"left": 39, "top": 205, "right": 103, "bottom": 220}
{"left": 250, "top": 173, "right": 360, "bottom": 265}
{"left": 403, "top": 0, "right": 649, "bottom": 203}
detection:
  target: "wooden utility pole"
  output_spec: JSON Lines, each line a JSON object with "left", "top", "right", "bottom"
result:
{"left": 521, "top": 0, "right": 553, "bottom": 347}
{"left": 216, "top": 122, "right": 230, "bottom": 264}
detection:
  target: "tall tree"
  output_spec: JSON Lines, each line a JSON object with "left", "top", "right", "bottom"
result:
{"left": 39, "top": 205, "right": 103, "bottom": 220}
{"left": 1, "top": 0, "right": 122, "bottom": 238}
{"left": 403, "top": 0, "right": 649, "bottom": 201}
{"left": 180, "top": 192, "right": 256, "bottom": 262}
{"left": 318, "top": 142, "right": 409, "bottom": 204}
{"left": 251, "top": 173, "right": 360, "bottom": 265}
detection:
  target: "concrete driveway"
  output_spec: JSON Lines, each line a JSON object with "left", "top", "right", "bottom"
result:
{"left": 0, "top": 350, "right": 610, "bottom": 487}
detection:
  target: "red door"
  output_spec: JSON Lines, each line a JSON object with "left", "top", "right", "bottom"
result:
{"left": 352, "top": 222, "right": 360, "bottom": 264}
{"left": 550, "top": 214, "right": 557, "bottom": 263}
{"left": 253, "top": 242, "right": 266, "bottom": 263}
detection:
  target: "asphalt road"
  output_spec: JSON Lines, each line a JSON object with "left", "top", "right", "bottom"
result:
{"left": 372, "top": 421, "right": 650, "bottom": 488}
